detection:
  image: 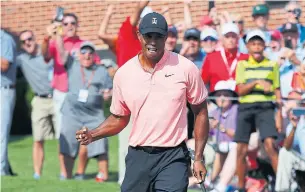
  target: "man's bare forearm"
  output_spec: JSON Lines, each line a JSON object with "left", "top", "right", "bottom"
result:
{"left": 237, "top": 81, "right": 257, "bottom": 96}
{"left": 191, "top": 101, "right": 210, "bottom": 161}
{"left": 41, "top": 37, "right": 51, "bottom": 62}
{"left": 90, "top": 114, "right": 130, "bottom": 142}
{"left": 55, "top": 35, "right": 68, "bottom": 64}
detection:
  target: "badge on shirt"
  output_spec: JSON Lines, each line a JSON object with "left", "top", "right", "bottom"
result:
{"left": 78, "top": 89, "right": 89, "bottom": 103}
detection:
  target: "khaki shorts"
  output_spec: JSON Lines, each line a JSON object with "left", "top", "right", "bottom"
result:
{"left": 31, "top": 96, "right": 56, "bottom": 141}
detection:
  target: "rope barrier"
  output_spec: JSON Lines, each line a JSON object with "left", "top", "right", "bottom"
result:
{"left": 206, "top": 96, "right": 305, "bottom": 103}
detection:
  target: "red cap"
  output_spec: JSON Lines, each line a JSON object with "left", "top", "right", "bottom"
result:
{"left": 270, "top": 30, "right": 282, "bottom": 41}
{"left": 200, "top": 15, "right": 214, "bottom": 27}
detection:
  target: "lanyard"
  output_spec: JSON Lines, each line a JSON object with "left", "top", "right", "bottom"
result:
{"left": 220, "top": 48, "right": 240, "bottom": 79}
{"left": 80, "top": 66, "right": 95, "bottom": 89}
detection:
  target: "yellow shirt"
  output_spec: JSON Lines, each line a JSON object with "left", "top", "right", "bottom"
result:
{"left": 236, "top": 56, "right": 280, "bottom": 103}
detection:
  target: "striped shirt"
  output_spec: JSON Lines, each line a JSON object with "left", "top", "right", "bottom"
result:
{"left": 236, "top": 56, "right": 280, "bottom": 103}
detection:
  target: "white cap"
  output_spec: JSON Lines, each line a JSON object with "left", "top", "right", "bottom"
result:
{"left": 245, "top": 29, "right": 266, "bottom": 43}
{"left": 200, "top": 28, "right": 218, "bottom": 41}
{"left": 140, "top": 7, "right": 153, "bottom": 19}
{"left": 221, "top": 22, "right": 239, "bottom": 35}
{"left": 80, "top": 41, "right": 96, "bottom": 51}
{"left": 214, "top": 80, "right": 236, "bottom": 92}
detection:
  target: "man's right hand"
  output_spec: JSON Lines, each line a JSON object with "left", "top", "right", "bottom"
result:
{"left": 256, "top": 80, "right": 272, "bottom": 93}
{"left": 76, "top": 127, "right": 93, "bottom": 145}
{"left": 46, "top": 23, "right": 62, "bottom": 37}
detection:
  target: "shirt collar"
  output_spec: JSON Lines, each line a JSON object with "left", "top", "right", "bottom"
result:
{"left": 63, "top": 36, "right": 80, "bottom": 42}
{"left": 137, "top": 50, "right": 170, "bottom": 73}
{"left": 248, "top": 55, "right": 268, "bottom": 64}
{"left": 224, "top": 48, "right": 237, "bottom": 59}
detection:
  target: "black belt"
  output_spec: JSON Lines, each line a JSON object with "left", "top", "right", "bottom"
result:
{"left": 1, "top": 85, "right": 15, "bottom": 89}
{"left": 132, "top": 142, "right": 186, "bottom": 154}
{"left": 34, "top": 93, "right": 52, "bottom": 98}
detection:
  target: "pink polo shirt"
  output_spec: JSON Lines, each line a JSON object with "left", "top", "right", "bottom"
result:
{"left": 110, "top": 50, "right": 208, "bottom": 147}
{"left": 49, "top": 36, "right": 100, "bottom": 92}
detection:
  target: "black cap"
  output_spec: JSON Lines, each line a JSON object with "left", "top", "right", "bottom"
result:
{"left": 184, "top": 28, "right": 201, "bottom": 40}
{"left": 281, "top": 23, "right": 298, "bottom": 34}
{"left": 139, "top": 12, "right": 168, "bottom": 36}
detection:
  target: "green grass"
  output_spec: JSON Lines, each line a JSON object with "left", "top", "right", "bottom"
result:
{"left": 1, "top": 136, "right": 120, "bottom": 192}
{"left": 2, "top": 136, "right": 199, "bottom": 192}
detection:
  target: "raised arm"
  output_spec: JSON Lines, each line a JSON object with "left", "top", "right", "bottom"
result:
{"left": 98, "top": 4, "right": 117, "bottom": 50}
{"left": 183, "top": 0, "right": 193, "bottom": 29}
{"left": 55, "top": 33, "right": 69, "bottom": 65}
{"left": 130, "top": 0, "right": 150, "bottom": 27}
{"left": 41, "top": 23, "right": 58, "bottom": 62}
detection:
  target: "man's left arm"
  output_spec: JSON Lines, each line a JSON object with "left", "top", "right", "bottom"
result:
{"left": 186, "top": 63, "right": 210, "bottom": 183}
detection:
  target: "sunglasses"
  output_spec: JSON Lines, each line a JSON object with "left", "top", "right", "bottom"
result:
{"left": 203, "top": 36, "right": 217, "bottom": 42}
{"left": 233, "top": 20, "right": 244, "bottom": 24}
{"left": 80, "top": 48, "right": 94, "bottom": 55}
{"left": 20, "top": 37, "right": 33, "bottom": 44}
{"left": 63, "top": 22, "right": 76, "bottom": 26}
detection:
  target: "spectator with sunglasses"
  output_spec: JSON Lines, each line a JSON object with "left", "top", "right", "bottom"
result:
{"left": 16, "top": 30, "right": 55, "bottom": 179}
{"left": 278, "top": 1, "right": 305, "bottom": 45}
{"left": 231, "top": 14, "right": 248, "bottom": 54}
{"left": 200, "top": 27, "right": 219, "bottom": 55}
{"left": 1, "top": 29, "right": 17, "bottom": 176}
{"left": 59, "top": 41, "right": 112, "bottom": 181}
{"left": 41, "top": 12, "right": 101, "bottom": 180}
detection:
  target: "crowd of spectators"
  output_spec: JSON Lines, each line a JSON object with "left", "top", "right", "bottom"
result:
{"left": 1, "top": 1, "right": 305, "bottom": 191}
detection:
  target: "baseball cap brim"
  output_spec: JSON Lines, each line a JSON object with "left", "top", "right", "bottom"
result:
{"left": 140, "top": 27, "right": 167, "bottom": 36}
{"left": 208, "top": 89, "right": 238, "bottom": 104}
{"left": 80, "top": 41, "right": 96, "bottom": 51}
{"left": 246, "top": 31, "right": 266, "bottom": 43}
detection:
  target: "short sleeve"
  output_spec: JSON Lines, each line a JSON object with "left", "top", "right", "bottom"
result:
{"left": 1, "top": 35, "right": 15, "bottom": 63}
{"left": 186, "top": 62, "right": 208, "bottom": 105}
{"left": 110, "top": 74, "right": 131, "bottom": 116}
{"left": 235, "top": 61, "right": 246, "bottom": 85}
{"left": 103, "top": 68, "right": 113, "bottom": 90}
{"left": 273, "top": 63, "right": 280, "bottom": 89}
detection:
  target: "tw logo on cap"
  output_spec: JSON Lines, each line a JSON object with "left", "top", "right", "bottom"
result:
{"left": 152, "top": 18, "right": 157, "bottom": 25}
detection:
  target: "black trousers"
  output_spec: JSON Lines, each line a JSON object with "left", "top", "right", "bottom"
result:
{"left": 121, "top": 143, "right": 190, "bottom": 192}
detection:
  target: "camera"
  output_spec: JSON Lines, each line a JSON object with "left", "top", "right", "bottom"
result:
{"left": 54, "top": 7, "right": 64, "bottom": 22}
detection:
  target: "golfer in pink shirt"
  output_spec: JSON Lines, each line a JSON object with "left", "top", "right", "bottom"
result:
{"left": 76, "top": 12, "right": 210, "bottom": 192}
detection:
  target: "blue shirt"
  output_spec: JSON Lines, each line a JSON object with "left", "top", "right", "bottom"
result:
{"left": 265, "top": 48, "right": 296, "bottom": 97}
{"left": 286, "top": 116, "right": 305, "bottom": 157}
{"left": 239, "top": 38, "right": 248, "bottom": 54}
{"left": 278, "top": 23, "right": 305, "bottom": 46}
{"left": 1, "top": 30, "right": 17, "bottom": 86}
{"left": 193, "top": 50, "right": 206, "bottom": 70}
{"left": 16, "top": 50, "right": 53, "bottom": 95}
